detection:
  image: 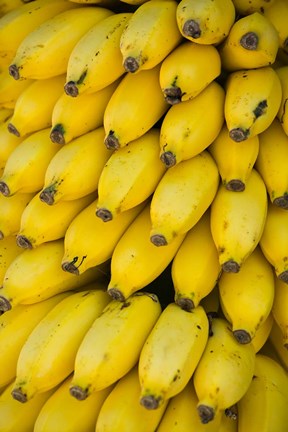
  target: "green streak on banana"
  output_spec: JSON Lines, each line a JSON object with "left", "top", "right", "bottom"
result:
{"left": 0, "top": 192, "right": 34, "bottom": 239}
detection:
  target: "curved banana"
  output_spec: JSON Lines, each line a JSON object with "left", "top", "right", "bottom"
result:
{"left": 95, "top": 128, "right": 166, "bottom": 222}
{"left": 232, "top": 0, "right": 276, "bottom": 15}
{"left": 95, "top": 366, "right": 168, "bottom": 432}
{"left": 9, "top": 6, "right": 114, "bottom": 80}
{"left": 149, "top": 150, "right": 219, "bottom": 246}
{"left": 70, "top": 292, "right": 162, "bottom": 399}
{"left": 0, "top": 118, "right": 25, "bottom": 174}
{"left": 159, "top": 40, "right": 221, "bottom": 105}
{"left": 269, "top": 321, "right": 288, "bottom": 372}
{"left": 263, "top": 0, "right": 288, "bottom": 53}
{"left": 65, "top": 13, "right": 132, "bottom": 97}
{"left": 172, "top": 209, "right": 221, "bottom": 311}
{"left": 193, "top": 316, "right": 255, "bottom": 424}
{"left": 39, "top": 127, "right": 111, "bottom": 205}
{"left": 272, "top": 276, "right": 288, "bottom": 347}
{"left": 275, "top": 65, "right": 288, "bottom": 136}
{"left": 0, "top": 235, "right": 22, "bottom": 284}
{"left": 103, "top": 64, "right": 168, "bottom": 150}
{"left": 0, "top": 68, "right": 33, "bottom": 109}
{"left": 107, "top": 203, "right": 185, "bottom": 302}
{"left": 0, "top": 192, "right": 34, "bottom": 239}
{"left": 210, "top": 168, "right": 268, "bottom": 273}
{"left": 176, "top": 0, "right": 235, "bottom": 45}
{"left": 224, "top": 66, "right": 282, "bottom": 142}
{"left": 208, "top": 123, "right": 259, "bottom": 192}
{"left": 159, "top": 81, "right": 225, "bottom": 167}
{"left": 218, "top": 12, "right": 279, "bottom": 71}
{"left": 218, "top": 246, "right": 275, "bottom": 344}
{"left": 251, "top": 312, "right": 274, "bottom": 353}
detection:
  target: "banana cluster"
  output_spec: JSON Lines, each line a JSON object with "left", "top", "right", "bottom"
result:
{"left": 0, "top": 0, "right": 288, "bottom": 430}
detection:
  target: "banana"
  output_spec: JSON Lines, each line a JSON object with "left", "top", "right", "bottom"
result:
{"left": 171, "top": 209, "right": 221, "bottom": 311}
{"left": 0, "top": 239, "right": 109, "bottom": 312}
{"left": 264, "top": 0, "right": 288, "bottom": 53}
{"left": 103, "top": 64, "right": 168, "bottom": 150}
{"left": 34, "top": 375, "right": 113, "bottom": 432}
{"left": 218, "top": 12, "right": 279, "bottom": 72}
{"left": 0, "top": 107, "right": 13, "bottom": 123}
{"left": 159, "top": 40, "right": 221, "bottom": 105}
{"left": 16, "top": 192, "right": 96, "bottom": 249}
{"left": 50, "top": 80, "right": 119, "bottom": 145}
{"left": 275, "top": 65, "right": 288, "bottom": 136}
{"left": 119, "top": 0, "right": 182, "bottom": 74}
{"left": 224, "top": 66, "right": 282, "bottom": 142}
{"left": 200, "top": 284, "right": 220, "bottom": 316}
{"left": 8, "top": 6, "right": 114, "bottom": 81}
{"left": 0, "top": 118, "right": 25, "bottom": 175}
{"left": 0, "top": 192, "right": 34, "bottom": 239}
{"left": 138, "top": 303, "right": 209, "bottom": 410}
{"left": 237, "top": 353, "right": 288, "bottom": 432}
{"left": 232, "top": 0, "right": 276, "bottom": 15}
{"left": 210, "top": 168, "right": 268, "bottom": 273}
{"left": 271, "top": 276, "right": 288, "bottom": 347}
{"left": 7, "top": 74, "right": 66, "bottom": 138}
{"left": 0, "top": 128, "right": 60, "bottom": 197}
{"left": 0, "top": 68, "right": 33, "bottom": 109}
{"left": 70, "top": 292, "right": 162, "bottom": 399}
{"left": 218, "top": 246, "right": 275, "bottom": 344}
{"left": 39, "top": 127, "right": 111, "bottom": 205}
{"left": 62, "top": 199, "right": 145, "bottom": 275}
{"left": 251, "top": 312, "right": 274, "bottom": 353}
{"left": 95, "top": 128, "right": 166, "bottom": 222}
{"left": 11, "top": 288, "right": 111, "bottom": 403}
{"left": 159, "top": 81, "right": 225, "bottom": 167}
{"left": 95, "top": 365, "right": 168, "bottom": 432}
{"left": 208, "top": 123, "right": 259, "bottom": 192}
{"left": 107, "top": 203, "right": 185, "bottom": 302}
{"left": 193, "top": 316, "right": 256, "bottom": 424}
{"left": 269, "top": 321, "right": 288, "bottom": 372}
{"left": 64, "top": 13, "right": 132, "bottom": 97}
{"left": 0, "top": 0, "right": 26, "bottom": 16}
{"left": 0, "top": 235, "right": 22, "bottom": 284}
{"left": 0, "top": 292, "right": 69, "bottom": 388}
{"left": 149, "top": 150, "right": 219, "bottom": 246}
{"left": 176, "top": 0, "right": 236, "bottom": 45}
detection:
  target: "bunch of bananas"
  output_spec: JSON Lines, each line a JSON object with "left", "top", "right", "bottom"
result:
{"left": 0, "top": 0, "right": 288, "bottom": 430}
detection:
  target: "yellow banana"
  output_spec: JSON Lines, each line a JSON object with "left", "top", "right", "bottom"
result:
{"left": 159, "top": 81, "right": 225, "bottom": 167}
{"left": 50, "top": 80, "right": 119, "bottom": 145}
{"left": 0, "top": 68, "right": 33, "bottom": 109}
{"left": 39, "top": 127, "right": 111, "bottom": 205}
{"left": 70, "top": 292, "right": 162, "bottom": 399}
{"left": 0, "top": 0, "right": 26, "bottom": 16}
{"left": 210, "top": 168, "right": 268, "bottom": 273}
{"left": 149, "top": 150, "right": 219, "bottom": 246}
{"left": 276, "top": 65, "right": 288, "bottom": 136}
{"left": 0, "top": 117, "right": 25, "bottom": 175}
{"left": 218, "top": 12, "right": 279, "bottom": 71}
{"left": 103, "top": 64, "right": 168, "bottom": 150}
{"left": 224, "top": 66, "right": 282, "bottom": 142}
{"left": 0, "top": 107, "right": 13, "bottom": 123}
{"left": 95, "top": 365, "right": 167, "bottom": 432}
{"left": 64, "top": 13, "right": 132, "bottom": 97}
{"left": 218, "top": 246, "right": 275, "bottom": 344}
{"left": 9, "top": 6, "right": 114, "bottom": 81}
{"left": 193, "top": 316, "right": 256, "bottom": 424}
{"left": 272, "top": 276, "right": 288, "bottom": 347}
{"left": 107, "top": 204, "right": 185, "bottom": 302}
{"left": 11, "top": 288, "right": 110, "bottom": 403}
{"left": 263, "top": 0, "right": 288, "bottom": 52}
{"left": 95, "top": 128, "right": 166, "bottom": 222}
{"left": 139, "top": 303, "right": 209, "bottom": 410}
{"left": 0, "top": 239, "right": 108, "bottom": 312}
{"left": 269, "top": 321, "right": 288, "bottom": 372}
{"left": 251, "top": 312, "right": 274, "bottom": 353}
{"left": 7, "top": 74, "right": 66, "bottom": 138}
{"left": 159, "top": 40, "right": 221, "bottom": 105}
{"left": 62, "top": 199, "right": 145, "bottom": 275}
{"left": 119, "top": 0, "right": 182, "bottom": 74}
{"left": 176, "top": 0, "right": 236, "bottom": 45}
{"left": 237, "top": 353, "right": 288, "bottom": 432}
{"left": 0, "top": 128, "right": 60, "bottom": 197}
{"left": 0, "top": 235, "right": 22, "bottom": 284}
{"left": 171, "top": 209, "right": 221, "bottom": 311}
{"left": 16, "top": 192, "right": 96, "bottom": 249}
{"left": 208, "top": 123, "right": 259, "bottom": 192}
{"left": 232, "top": 0, "right": 276, "bottom": 15}
{"left": 0, "top": 192, "right": 34, "bottom": 239}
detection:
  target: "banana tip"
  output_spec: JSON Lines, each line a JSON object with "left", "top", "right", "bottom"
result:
{"left": 104, "top": 131, "right": 120, "bottom": 150}
{"left": 107, "top": 287, "right": 126, "bottom": 302}
{"left": 233, "top": 329, "right": 252, "bottom": 344}
{"left": 0, "top": 181, "right": 10, "bottom": 196}
{"left": 39, "top": 189, "right": 55, "bottom": 206}
{"left": 123, "top": 56, "right": 139, "bottom": 73}
{"left": 0, "top": 296, "right": 11, "bottom": 312}
{"left": 150, "top": 234, "right": 168, "bottom": 247}
{"left": 69, "top": 385, "right": 88, "bottom": 401}
{"left": 225, "top": 179, "right": 245, "bottom": 192}
{"left": 16, "top": 235, "right": 33, "bottom": 249}
{"left": 197, "top": 404, "right": 215, "bottom": 424}
{"left": 240, "top": 32, "right": 258, "bottom": 50}
{"left": 61, "top": 261, "right": 79, "bottom": 275}
{"left": 11, "top": 388, "right": 27, "bottom": 403}
{"left": 7, "top": 123, "right": 20, "bottom": 137}
{"left": 64, "top": 81, "right": 79, "bottom": 97}
{"left": 95, "top": 207, "right": 113, "bottom": 222}
{"left": 222, "top": 260, "right": 240, "bottom": 273}
{"left": 278, "top": 271, "right": 288, "bottom": 285}
{"left": 182, "top": 19, "right": 201, "bottom": 39}
{"left": 140, "top": 394, "right": 161, "bottom": 410}
{"left": 229, "top": 128, "right": 249, "bottom": 142}
{"left": 50, "top": 125, "right": 65, "bottom": 144}
{"left": 273, "top": 195, "right": 288, "bottom": 210}
{"left": 160, "top": 151, "right": 176, "bottom": 167}
{"left": 175, "top": 297, "right": 195, "bottom": 312}
{"left": 163, "top": 87, "right": 182, "bottom": 105}
{"left": 8, "top": 64, "right": 20, "bottom": 80}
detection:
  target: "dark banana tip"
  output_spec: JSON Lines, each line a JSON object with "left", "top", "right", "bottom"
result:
{"left": 11, "top": 388, "right": 27, "bottom": 403}
{"left": 222, "top": 260, "right": 240, "bottom": 273}
{"left": 229, "top": 128, "right": 249, "bottom": 142}
{"left": 50, "top": 125, "right": 65, "bottom": 144}
{"left": 64, "top": 81, "right": 79, "bottom": 97}
{"left": 61, "top": 261, "right": 79, "bottom": 275}
{"left": 225, "top": 179, "right": 245, "bottom": 192}
{"left": 0, "top": 181, "right": 10, "bottom": 197}
{"left": 150, "top": 234, "right": 168, "bottom": 247}
{"left": 39, "top": 189, "right": 55, "bottom": 206}
{"left": 104, "top": 131, "right": 120, "bottom": 150}
{"left": 69, "top": 385, "right": 88, "bottom": 401}
{"left": 95, "top": 208, "right": 113, "bottom": 222}
{"left": 107, "top": 287, "right": 126, "bottom": 302}
{"left": 0, "top": 296, "right": 12, "bottom": 312}
{"left": 182, "top": 19, "right": 201, "bottom": 39}
{"left": 7, "top": 122, "right": 20, "bottom": 137}
{"left": 197, "top": 404, "right": 215, "bottom": 424}
{"left": 160, "top": 151, "right": 176, "bottom": 168}
{"left": 123, "top": 56, "right": 139, "bottom": 73}
{"left": 163, "top": 87, "right": 182, "bottom": 105}
{"left": 273, "top": 195, "right": 288, "bottom": 210}
{"left": 16, "top": 235, "right": 33, "bottom": 249}
{"left": 233, "top": 329, "right": 252, "bottom": 344}
{"left": 8, "top": 64, "right": 20, "bottom": 80}
{"left": 175, "top": 297, "right": 195, "bottom": 312}
{"left": 278, "top": 271, "right": 288, "bottom": 284}
{"left": 0, "top": 231, "right": 4, "bottom": 240}
{"left": 240, "top": 32, "right": 259, "bottom": 50}
{"left": 140, "top": 395, "right": 161, "bottom": 410}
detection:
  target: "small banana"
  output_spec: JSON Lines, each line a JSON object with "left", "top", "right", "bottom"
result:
{"left": 0, "top": 192, "right": 34, "bottom": 239}
{"left": 0, "top": 68, "right": 33, "bottom": 109}
{"left": 232, "top": 0, "right": 276, "bottom": 15}
{"left": 275, "top": 65, "right": 288, "bottom": 136}
{"left": 263, "top": 0, "right": 288, "bottom": 53}
{"left": 272, "top": 276, "right": 288, "bottom": 348}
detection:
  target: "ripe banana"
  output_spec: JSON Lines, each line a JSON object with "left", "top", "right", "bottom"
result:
{"left": 95, "top": 366, "right": 168, "bottom": 432}
{"left": 276, "top": 65, "right": 288, "bottom": 136}
{"left": 176, "top": 0, "right": 236, "bottom": 45}
{"left": 0, "top": 191, "right": 34, "bottom": 238}
{"left": 272, "top": 276, "right": 288, "bottom": 348}
{"left": 208, "top": 123, "right": 259, "bottom": 192}
{"left": 103, "top": 64, "right": 168, "bottom": 150}
{"left": 159, "top": 40, "right": 221, "bottom": 105}
{"left": 149, "top": 150, "right": 219, "bottom": 246}
{"left": 159, "top": 81, "right": 225, "bottom": 167}
{"left": 172, "top": 209, "right": 221, "bottom": 311}
{"left": 224, "top": 66, "right": 282, "bottom": 142}
{"left": 107, "top": 203, "right": 185, "bottom": 302}
{"left": 119, "top": 0, "right": 182, "bottom": 74}
{"left": 0, "top": 68, "right": 33, "bottom": 109}
{"left": 232, "top": 0, "right": 276, "bottom": 15}
{"left": 65, "top": 13, "right": 132, "bottom": 97}
{"left": 9, "top": 6, "right": 114, "bottom": 80}
{"left": 0, "top": 235, "right": 22, "bottom": 285}
{"left": 39, "top": 127, "right": 111, "bottom": 205}
{"left": 263, "top": 0, "right": 288, "bottom": 52}
{"left": 193, "top": 316, "right": 256, "bottom": 424}
{"left": 210, "top": 168, "right": 268, "bottom": 273}
{"left": 0, "top": 118, "right": 25, "bottom": 174}
{"left": 218, "top": 246, "right": 275, "bottom": 344}
{"left": 70, "top": 292, "right": 162, "bottom": 399}
{"left": 95, "top": 128, "right": 166, "bottom": 222}
{"left": 269, "top": 321, "right": 288, "bottom": 372}
{"left": 251, "top": 312, "right": 274, "bottom": 353}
